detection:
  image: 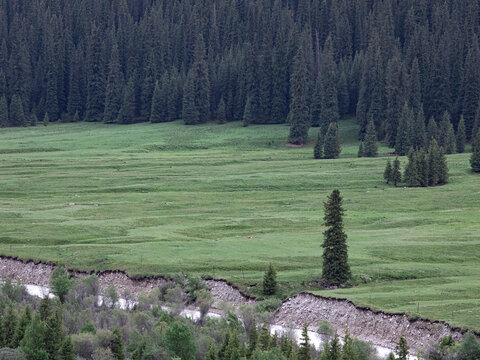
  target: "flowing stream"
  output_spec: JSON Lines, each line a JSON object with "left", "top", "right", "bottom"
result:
{"left": 20, "top": 283, "right": 415, "bottom": 359}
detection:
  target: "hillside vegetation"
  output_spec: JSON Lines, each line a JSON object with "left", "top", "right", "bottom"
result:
{"left": 0, "top": 120, "right": 478, "bottom": 329}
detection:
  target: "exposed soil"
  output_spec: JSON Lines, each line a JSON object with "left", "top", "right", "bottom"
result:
{"left": 1, "top": 255, "right": 478, "bottom": 354}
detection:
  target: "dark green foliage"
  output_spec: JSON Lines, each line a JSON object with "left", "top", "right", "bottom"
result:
{"left": 0, "top": 95, "right": 8, "bottom": 127}
{"left": 45, "top": 311, "right": 64, "bottom": 360}
{"left": 462, "top": 37, "right": 480, "bottom": 139}
{"left": 20, "top": 314, "right": 48, "bottom": 360}
{"left": 297, "top": 325, "right": 311, "bottom": 360}
{"left": 205, "top": 341, "right": 217, "bottom": 360}
{"left": 385, "top": 55, "right": 408, "bottom": 147}
{"left": 38, "top": 298, "right": 51, "bottom": 321}
{"left": 394, "top": 336, "right": 409, "bottom": 360}
{"left": 392, "top": 157, "right": 402, "bottom": 187}
{"left": 258, "top": 325, "right": 271, "bottom": 351}
{"left": 43, "top": 113, "right": 49, "bottom": 126}
{"left": 384, "top": 160, "right": 392, "bottom": 184}
{"left": 3, "top": 307, "right": 18, "bottom": 348}
{"left": 427, "top": 117, "right": 439, "bottom": 143}
{"left": 9, "top": 95, "right": 26, "bottom": 127}
{"left": 117, "top": 76, "right": 137, "bottom": 124}
{"left": 456, "top": 116, "right": 467, "bottom": 153}
{"left": 363, "top": 118, "right": 377, "bottom": 157}
{"left": 183, "top": 71, "right": 199, "bottom": 125}
{"left": 427, "top": 140, "right": 448, "bottom": 186}
{"left": 30, "top": 113, "right": 38, "bottom": 126}
{"left": 104, "top": 40, "right": 123, "bottom": 124}
{"left": 12, "top": 306, "right": 31, "bottom": 348}
{"left": 322, "top": 190, "right": 351, "bottom": 286}
{"left": 395, "top": 103, "right": 414, "bottom": 156}
{"left": 243, "top": 97, "right": 253, "bottom": 127}
{"left": 50, "top": 267, "right": 72, "bottom": 303}
{"left": 403, "top": 149, "right": 420, "bottom": 187}
{"left": 412, "top": 106, "right": 427, "bottom": 150}
{"left": 59, "top": 337, "right": 75, "bottom": 360}
{"left": 314, "top": 131, "right": 324, "bottom": 159}
{"left": 319, "top": 37, "right": 339, "bottom": 133}
{"left": 247, "top": 321, "right": 258, "bottom": 358}
{"left": 262, "top": 263, "right": 277, "bottom": 296}
{"left": 85, "top": 25, "right": 105, "bottom": 122}
{"left": 438, "top": 112, "right": 456, "bottom": 154}
{"left": 456, "top": 332, "right": 480, "bottom": 360}
{"left": 150, "top": 81, "right": 164, "bottom": 123}
{"left": 110, "top": 328, "right": 125, "bottom": 360}
{"left": 323, "top": 123, "right": 341, "bottom": 159}
{"left": 321, "top": 333, "right": 341, "bottom": 360}
{"left": 471, "top": 131, "right": 480, "bottom": 173}
{"left": 288, "top": 45, "right": 311, "bottom": 145}
{"left": 217, "top": 97, "right": 227, "bottom": 124}
{"left": 357, "top": 143, "right": 364, "bottom": 158}
{"left": 165, "top": 322, "right": 196, "bottom": 360}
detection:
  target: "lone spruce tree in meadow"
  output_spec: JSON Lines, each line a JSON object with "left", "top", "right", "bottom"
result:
{"left": 471, "top": 131, "right": 480, "bottom": 173}
{"left": 323, "top": 123, "right": 341, "bottom": 159}
{"left": 322, "top": 189, "right": 351, "bottom": 286}
{"left": 364, "top": 117, "right": 378, "bottom": 157}
{"left": 456, "top": 116, "right": 466, "bottom": 153}
{"left": 263, "top": 263, "right": 277, "bottom": 295}
{"left": 314, "top": 131, "right": 324, "bottom": 159}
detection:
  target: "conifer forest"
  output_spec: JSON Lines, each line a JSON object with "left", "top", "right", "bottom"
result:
{"left": 0, "top": 0, "right": 480, "bottom": 359}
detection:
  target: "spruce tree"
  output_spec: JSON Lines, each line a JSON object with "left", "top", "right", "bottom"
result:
{"left": 471, "top": 131, "right": 480, "bottom": 173}
{"left": 50, "top": 267, "right": 72, "bottom": 303}
{"left": 322, "top": 189, "right": 351, "bottom": 286}
{"left": 341, "top": 330, "right": 356, "bottom": 360}
{"left": 456, "top": 116, "right": 466, "bottom": 153}
{"left": 85, "top": 25, "right": 105, "bottom": 122}
{"left": 150, "top": 81, "right": 163, "bottom": 123}
{"left": 395, "top": 103, "right": 414, "bottom": 156}
{"left": 3, "top": 307, "right": 18, "bottom": 347}
{"left": 45, "top": 311, "right": 64, "bottom": 360}
{"left": 314, "top": 131, "right": 324, "bottom": 159}
{"left": 30, "top": 112, "right": 38, "bottom": 126}
{"left": 392, "top": 157, "right": 402, "bottom": 187}
{"left": 364, "top": 117, "right": 378, "bottom": 157}
{"left": 9, "top": 94, "right": 26, "bottom": 126}
{"left": 427, "top": 117, "right": 439, "bottom": 143}
{"left": 412, "top": 105, "right": 427, "bottom": 150}
{"left": 43, "top": 112, "right": 49, "bottom": 126}
{"left": 258, "top": 325, "right": 271, "bottom": 351}
{"left": 403, "top": 149, "right": 420, "bottom": 187}
{"left": 72, "top": 111, "right": 79, "bottom": 123}
{"left": 243, "top": 96, "right": 253, "bottom": 127}
{"left": 191, "top": 34, "right": 210, "bottom": 124}
{"left": 262, "top": 263, "right": 277, "bottom": 296}
{"left": 288, "top": 45, "right": 311, "bottom": 145}
{"left": 395, "top": 336, "right": 409, "bottom": 360}
{"left": 13, "top": 306, "right": 31, "bottom": 348}
{"left": 110, "top": 328, "right": 125, "bottom": 360}
{"left": 297, "top": 325, "right": 311, "bottom": 360}
{"left": 247, "top": 321, "right": 258, "bottom": 358}
{"left": 217, "top": 97, "right": 227, "bottom": 124}
{"left": 439, "top": 112, "right": 456, "bottom": 154}
{"left": 117, "top": 76, "right": 136, "bottom": 124}
{"left": 205, "top": 341, "right": 218, "bottom": 360}
{"left": 59, "top": 337, "right": 75, "bottom": 360}
{"left": 104, "top": 40, "right": 123, "bottom": 124}
{"left": 357, "top": 143, "right": 365, "bottom": 158}
{"left": 323, "top": 123, "right": 341, "bottom": 159}
{"left": 319, "top": 37, "right": 339, "bottom": 133}
{"left": 20, "top": 314, "right": 48, "bottom": 360}
{"left": 183, "top": 71, "right": 199, "bottom": 125}
{"left": 384, "top": 160, "right": 393, "bottom": 184}
{"left": 462, "top": 36, "right": 480, "bottom": 139}
{"left": 0, "top": 95, "right": 8, "bottom": 127}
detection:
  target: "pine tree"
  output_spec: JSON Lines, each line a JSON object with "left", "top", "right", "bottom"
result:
{"left": 395, "top": 103, "right": 414, "bottom": 156}
{"left": 72, "top": 111, "right": 80, "bottom": 123}
{"left": 243, "top": 96, "right": 253, "bottom": 127}
{"left": 258, "top": 325, "right": 271, "bottom": 351}
{"left": 85, "top": 25, "right": 105, "bottom": 122}
{"left": 395, "top": 336, "right": 409, "bottom": 360}
{"left": 456, "top": 116, "right": 466, "bottom": 153}
{"left": 319, "top": 37, "right": 339, "bottom": 133}
{"left": 104, "top": 40, "right": 123, "bottom": 123}
{"left": 217, "top": 97, "right": 227, "bottom": 124}
{"left": 311, "top": 79, "right": 322, "bottom": 128}
{"left": 288, "top": 45, "right": 311, "bottom": 145}
{"left": 262, "top": 263, "right": 277, "bottom": 296}
{"left": 322, "top": 189, "right": 351, "bottom": 286}
{"left": 427, "top": 139, "right": 448, "bottom": 186}
{"left": 110, "top": 328, "right": 125, "bottom": 360}
{"left": 141, "top": 51, "right": 157, "bottom": 120}
{"left": 462, "top": 36, "right": 480, "bottom": 139}
{"left": 192, "top": 34, "right": 210, "bottom": 124}
{"left": 384, "top": 160, "right": 393, "bottom": 184}
{"left": 20, "top": 314, "right": 48, "bottom": 360}
{"left": 325, "top": 334, "right": 341, "bottom": 360}
{"left": 341, "top": 330, "right": 355, "bottom": 360}
{"left": 39, "top": 297, "right": 52, "bottom": 321}
{"left": 471, "top": 131, "right": 480, "bottom": 173}
{"left": 427, "top": 117, "right": 439, "bottom": 143}
{"left": 323, "top": 123, "right": 341, "bottom": 159}
{"left": 297, "top": 325, "right": 311, "bottom": 360}
{"left": 150, "top": 81, "right": 163, "bottom": 123}
{"left": 439, "top": 112, "right": 456, "bottom": 154}
{"left": 205, "top": 341, "right": 218, "bottom": 360}
{"left": 59, "top": 336, "right": 75, "bottom": 360}
{"left": 3, "top": 307, "right": 18, "bottom": 347}
{"left": 13, "top": 306, "right": 31, "bottom": 348}
{"left": 412, "top": 105, "right": 427, "bottom": 150}
{"left": 364, "top": 117, "right": 378, "bottom": 157}
{"left": 30, "top": 112, "right": 38, "bottom": 126}
{"left": 183, "top": 70, "right": 199, "bottom": 125}
{"left": 9, "top": 94, "right": 26, "bottom": 126}
{"left": 392, "top": 157, "right": 402, "bottom": 187}
{"left": 0, "top": 95, "right": 8, "bottom": 127}
{"left": 117, "top": 76, "right": 136, "bottom": 124}
{"left": 43, "top": 112, "right": 49, "bottom": 126}
{"left": 357, "top": 143, "right": 365, "bottom": 158}
{"left": 45, "top": 310, "right": 64, "bottom": 360}
{"left": 314, "top": 131, "right": 324, "bottom": 159}
{"left": 247, "top": 320, "right": 258, "bottom": 358}
{"left": 403, "top": 149, "right": 420, "bottom": 187}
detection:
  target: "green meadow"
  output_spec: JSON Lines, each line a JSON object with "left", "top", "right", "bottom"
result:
{"left": 0, "top": 119, "right": 479, "bottom": 329}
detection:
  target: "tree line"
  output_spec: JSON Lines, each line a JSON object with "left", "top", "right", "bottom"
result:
{"left": 0, "top": 0, "right": 479, "bottom": 147}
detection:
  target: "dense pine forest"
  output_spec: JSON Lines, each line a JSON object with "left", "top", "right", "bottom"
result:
{"left": 0, "top": 0, "right": 479, "bottom": 146}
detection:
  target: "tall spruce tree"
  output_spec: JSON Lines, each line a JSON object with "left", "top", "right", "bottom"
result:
{"left": 395, "top": 336, "right": 409, "bottom": 360}
{"left": 59, "top": 337, "right": 75, "bottom": 360}
{"left": 85, "top": 25, "right": 105, "bottom": 122}
{"left": 456, "top": 116, "right": 466, "bottom": 153}
{"left": 395, "top": 103, "right": 414, "bottom": 156}
{"left": 217, "top": 97, "right": 227, "bottom": 124}
{"left": 183, "top": 70, "right": 199, "bottom": 125}
{"left": 0, "top": 95, "right": 8, "bottom": 127}
{"left": 191, "top": 34, "right": 210, "bottom": 124}
{"left": 117, "top": 76, "right": 136, "bottom": 124}
{"left": 322, "top": 189, "right": 351, "bottom": 286}
{"left": 439, "top": 112, "right": 456, "bottom": 154}
{"left": 150, "top": 81, "right": 163, "bottom": 123}
{"left": 462, "top": 36, "right": 480, "bottom": 139}
{"left": 13, "top": 306, "right": 31, "bottom": 348}
{"left": 314, "top": 131, "right": 324, "bottom": 159}
{"left": 470, "top": 131, "right": 480, "bottom": 173}
{"left": 384, "top": 160, "right": 393, "bottom": 184}
{"left": 262, "top": 263, "right": 277, "bottom": 296}
{"left": 392, "top": 157, "right": 402, "bottom": 186}
{"left": 288, "top": 45, "right": 311, "bottom": 145}
{"left": 323, "top": 123, "right": 341, "bottom": 159}
{"left": 45, "top": 311, "right": 64, "bottom": 360}
{"left": 9, "top": 94, "right": 26, "bottom": 126}
{"left": 412, "top": 105, "right": 427, "bottom": 150}
{"left": 357, "top": 142, "right": 365, "bottom": 158}
{"left": 319, "top": 37, "right": 339, "bottom": 133}
{"left": 20, "top": 314, "right": 48, "bottom": 360}
{"left": 297, "top": 325, "right": 311, "bottom": 360}
{"left": 364, "top": 117, "right": 378, "bottom": 157}
{"left": 110, "top": 328, "right": 125, "bottom": 360}
{"left": 427, "top": 117, "right": 439, "bottom": 143}
{"left": 104, "top": 40, "right": 123, "bottom": 123}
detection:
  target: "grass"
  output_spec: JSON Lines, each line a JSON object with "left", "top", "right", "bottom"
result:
{"left": 0, "top": 119, "right": 479, "bottom": 330}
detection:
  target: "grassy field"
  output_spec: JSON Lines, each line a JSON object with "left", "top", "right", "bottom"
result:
{"left": 0, "top": 119, "right": 479, "bottom": 329}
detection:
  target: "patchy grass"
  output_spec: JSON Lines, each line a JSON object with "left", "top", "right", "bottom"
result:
{"left": 0, "top": 119, "right": 478, "bottom": 329}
